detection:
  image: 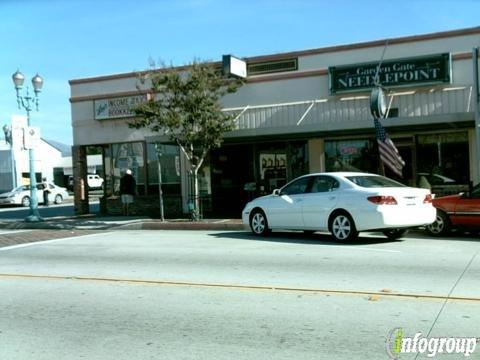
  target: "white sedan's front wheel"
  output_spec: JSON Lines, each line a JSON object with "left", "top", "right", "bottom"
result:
{"left": 330, "top": 212, "right": 358, "bottom": 241}
{"left": 21, "top": 196, "right": 31, "bottom": 207}
{"left": 249, "top": 210, "right": 270, "bottom": 236}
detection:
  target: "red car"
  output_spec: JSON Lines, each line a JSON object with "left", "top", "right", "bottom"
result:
{"left": 426, "top": 184, "right": 480, "bottom": 236}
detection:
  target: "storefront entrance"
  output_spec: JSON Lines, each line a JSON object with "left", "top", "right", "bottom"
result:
{"left": 208, "top": 141, "right": 308, "bottom": 217}
{"left": 210, "top": 145, "right": 255, "bottom": 217}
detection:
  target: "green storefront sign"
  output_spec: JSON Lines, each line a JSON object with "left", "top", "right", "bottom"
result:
{"left": 329, "top": 53, "right": 451, "bottom": 94}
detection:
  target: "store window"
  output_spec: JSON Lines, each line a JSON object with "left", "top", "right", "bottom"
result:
{"left": 104, "top": 142, "right": 146, "bottom": 196}
{"left": 257, "top": 141, "right": 308, "bottom": 195}
{"left": 146, "top": 143, "right": 181, "bottom": 196}
{"left": 289, "top": 141, "right": 309, "bottom": 180}
{"left": 416, "top": 132, "right": 469, "bottom": 186}
{"left": 259, "top": 152, "right": 287, "bottom": 193}
{"left": 325, "top": 139, "right": 377, "bottom": 173}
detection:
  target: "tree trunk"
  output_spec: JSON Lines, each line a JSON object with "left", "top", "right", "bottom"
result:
{"left": 155, "top": 144, "right": 165, "bottom": 221}
{"left": 192, "top": 166, "right": 200, "bottom": 221}
{"left": 177, "top": 144, "right": 207, "bottom": 222}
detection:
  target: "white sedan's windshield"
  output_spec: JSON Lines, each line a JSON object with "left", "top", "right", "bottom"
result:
{"left": 13, "top": 186, "right": 30, "bottom": 192}
{"left": 346, "top": 175, "right": 406, "bottom": 188}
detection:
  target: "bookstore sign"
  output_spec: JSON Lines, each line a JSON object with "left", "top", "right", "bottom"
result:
{"left": 329, "top": 53, "right": 451, "bottom": 94}
{"left": 94, "top": 95, "right": 146, "bottom": 120}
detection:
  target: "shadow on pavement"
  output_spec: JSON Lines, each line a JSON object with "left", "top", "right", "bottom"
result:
{"left": 209, "top": 231, "right": 400, "bottom": 246}
{"left": 408, "top": 229, "right": 480, "bottom": 242}
{"left": 0, "top": 202, "right": 99, "bottom": 220}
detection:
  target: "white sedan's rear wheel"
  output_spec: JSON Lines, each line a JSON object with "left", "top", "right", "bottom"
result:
{"left": 54, "top": 194, "right": 63, "bottom": 204}
{"left": 330, "top": 212, "right": 358, "bottom": 241}
{"left": 250, "top": 210, "right": 270, "bottom": 236}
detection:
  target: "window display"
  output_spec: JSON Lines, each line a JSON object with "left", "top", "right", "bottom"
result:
{"left": 325, "top": 139, "right": 378, "bottom": 173}
{"left": 146, "top": 143, "right": 181, "bottom": 195}
{"left": 417, "top": 132, "right": 469, "bottom": 185}
{"left": 104, "top": 142, "right": 145, "bottom": 196}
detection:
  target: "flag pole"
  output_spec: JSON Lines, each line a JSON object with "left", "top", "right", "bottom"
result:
{"left": 372, "top": 40, "right": 389, "bottom": 177}
{"left": 375, "top": 41, "right": 387, "bottom": 176}
{"left": 373, "top": 40, "right": 389, "bottom": 86}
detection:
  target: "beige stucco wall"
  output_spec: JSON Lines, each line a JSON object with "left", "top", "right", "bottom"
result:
{"left": 299, "top": 33, "right": 480, "bottom": 71}
{"left": 70, "top": 29, "right": 480, "bottom": 147}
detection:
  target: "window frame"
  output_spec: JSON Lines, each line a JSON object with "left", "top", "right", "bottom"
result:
{"left": 280, "top": 176, "right": 312, "bottom": 196}
{"left": 309, "top": 175, "right": 340, "bottom": 193}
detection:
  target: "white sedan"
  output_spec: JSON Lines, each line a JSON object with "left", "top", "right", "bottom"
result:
{"left": 0, "top": 183, "right": 69, "bottom": 207}
{"left": 242, "top": 172, "right": 436, "bottom": 241}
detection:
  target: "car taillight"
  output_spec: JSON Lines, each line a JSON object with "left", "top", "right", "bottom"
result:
{"left": 367, "top": 195, "right": 398, "bottom": 205}
{"left": 423, "top": 194, "right": 433, "bottom": 203}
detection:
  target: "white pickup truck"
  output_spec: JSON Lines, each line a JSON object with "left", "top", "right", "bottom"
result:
{"left": 68, "top": 174, "right": 104, "bottom": 190}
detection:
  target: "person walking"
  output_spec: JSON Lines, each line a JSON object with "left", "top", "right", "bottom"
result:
{"left": 120, "top": 169, "right": 136, "bottom": 216}
{"left": 42, "top": 180, "right": 51, "bottom": 207}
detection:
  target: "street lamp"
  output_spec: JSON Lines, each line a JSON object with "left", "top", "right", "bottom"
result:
{"left": 12, "top": 69, "right": 44, "bottom": 222}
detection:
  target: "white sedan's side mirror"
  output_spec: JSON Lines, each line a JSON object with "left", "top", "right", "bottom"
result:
{"left": 272, "top": 189, "right": 281, "bottom": 196}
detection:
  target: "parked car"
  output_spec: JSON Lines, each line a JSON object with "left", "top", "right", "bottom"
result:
{"left": 68, "top": 174, "right": 104, "bottom": 190}
{"left": 242, "top": 172, "right": 436, "bottom": 241}
{"left": 426, "top": 183, "right": 480, "bottom": 236}
{"left": 417, "top": 173, "right": 456, "bottom": 186}
{"left": 0, "top": 183, "right": 69, "bottom": 207}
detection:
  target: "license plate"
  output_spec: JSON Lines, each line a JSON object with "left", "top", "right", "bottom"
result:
{"left": 404, "top": 197, "right": 417, "bottom": 206}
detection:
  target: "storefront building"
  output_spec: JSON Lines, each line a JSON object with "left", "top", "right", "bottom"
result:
{"left": 69, "top": 26, "right": 480, "bottom": 217}
{"left": 1, "top": 115, "right": 65, "bottom": 193}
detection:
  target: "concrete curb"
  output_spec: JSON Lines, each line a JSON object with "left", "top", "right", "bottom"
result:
{"left": 138, "top": 222, "right": 244, "bottom": 231}
{"left": 0, "top": 218, "right": 245, "bottom": 231}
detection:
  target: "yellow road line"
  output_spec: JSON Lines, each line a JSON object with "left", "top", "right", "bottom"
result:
{"left": 0, "top": 272, "right": 479, "bottom": 303}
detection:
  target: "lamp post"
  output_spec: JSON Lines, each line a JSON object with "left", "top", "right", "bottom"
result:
{"left": 12, "top": 69, "right": 44, "bottom": 222}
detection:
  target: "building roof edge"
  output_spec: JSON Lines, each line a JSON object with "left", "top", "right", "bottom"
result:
{"left": 69, "top": 26, "right": 480, "bottom": 85}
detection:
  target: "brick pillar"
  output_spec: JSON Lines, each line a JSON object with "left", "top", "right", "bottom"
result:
{"left": 72, "top": 145, "right": 89, "bottom": 215}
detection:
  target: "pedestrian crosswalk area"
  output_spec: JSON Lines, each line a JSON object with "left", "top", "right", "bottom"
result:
{"left": 0, "top": 230, "right": 100, "bottom": 249}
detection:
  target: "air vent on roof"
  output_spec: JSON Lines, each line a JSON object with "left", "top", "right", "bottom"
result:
{"left": 247, "top": 58, "right": 298, "bottom": 76}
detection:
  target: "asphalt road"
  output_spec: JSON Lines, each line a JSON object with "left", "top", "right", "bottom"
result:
{"left": 0, "top": 230, "right": 478, "bottom": 359}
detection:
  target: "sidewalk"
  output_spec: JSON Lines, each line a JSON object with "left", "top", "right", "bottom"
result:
{"left": 0, "top": 214, "right": 245, "bottom": 231}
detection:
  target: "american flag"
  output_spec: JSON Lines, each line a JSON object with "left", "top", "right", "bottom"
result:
{"left": 374, "top": 118, "right": 405, "bottom": 177}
